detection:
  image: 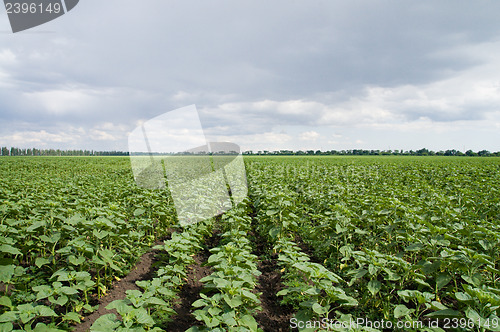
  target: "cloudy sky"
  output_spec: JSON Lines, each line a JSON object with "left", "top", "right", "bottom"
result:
{"left": 1, "top": 1, "right": 500, "bottom": 152}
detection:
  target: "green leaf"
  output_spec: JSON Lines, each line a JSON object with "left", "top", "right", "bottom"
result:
{"left": 486, "top": 265, "right": 500, "bottom": 275}
{"left": 186, "top": 326, "right": 202, "bottom": 332}
{"left": 213, "top": 277, "right": 230, "bottom": 289}
{"left": 394, "top": 304, "right": 414, "bottom": 319}
{"left": 455, "top": 292, "right": 473, "bottom": 303}
{"left": 60, "top": 286, "right": 79, "bottom": 295}
{"left": 0, "top": 297, "right": 12, "bottom": 309}
{"left": 224, "top": 295, "right": 243, "bottom": 308}
{"left": 240, "top": 314, "right": 258, "bottom": 331}
{"left": 32, "top": 323, "right": 65, "bottom": 332}
{"left": 0, "top": 311, "right": 17, "bottom": 323}
{"left": 0, "top": 245, "right": 21, "bottom": 256}
{"left": 91, "top": 314, "right": 121, "bottom": 331}
{"left": 465, "top": 308, "right": 484, "bottom": 326}
{"left": 192, "top": 299, "right": 206, "bottom": 308}
{"left": 134, "top": 208, "right": 146, "bottom": 217}
{"left": 0, "top": 265, "right": 14, "bottom": 283}
{"left": 133, "top": 308, "right": 155, "bottom": 326}
{"left": 421, "top": 260, "right": 441, "bottom": 274}
{"left": 146, "top": 297, "right": 168, "bottom": 307}
{"left": 415, "top": 278, "right": 432, "bottom": 289}
{"left": 62, "top": 312, "right": 81, "bottom": 323}
{"left": 204, "top": 315, "right": 221, "bottom": 328}
{"left": 268, "top": 227, "right": 280, "bottom": 238}
{"left": 425, "top": 309, "right": 461, "bottom": 318}
{"left": 32, "top": 285, "right": 52, "bottom": 301}
{"left": 241, "top": 289, "right": 259, "bottom": 302}
{"left": 436, "top": 273, "right": 452, "bottom": 290}
{"left": 35, "top": 258, "right": 50, "bottom": 268}
{"left": 0, "top": 322, "right": 13, "bottom": 332}
{"left": 222, "top": 311, "right": 237, "bottom": 327}
{"left": 185, "top": 327, "right": 201, "bottom": 332}
{"left": 93, "top": 230, "right": 110, "bottom": 240}
{"left": 207, "top": 307, "right": 221, "bottom": 317}
{"left": 49, "top": 295, "right": 68, "bottom": 306}
{"left": 312, "top": 302, "right": 328, "bottom": 315}
{"left": 276, "top": 289, "right": 288, "bottom": 296}
{"left": 106, "top": 300, "right": 131, "bottom": 316}
{"left": 430, "top": 301, "right": 448, "bottom": 311}
{"left": 367, "top": 280, "right": 382, "bottom": 296}
{"left": 266, "top": 209, "right": 278, "bottom": 216}
{"left": 20, "top": 311, "right": 36, "bottom": 324}
{"left": 26, "top": 221, "right": 45, "bottom": 232}
{"left": 354, "top": 268, "right": 368, "bottom": 279}
{"left": 294, "top": 310, "right": 313, "bottom": 331}
{"left": 303, "top": 287, "right": 320, "bottom": 296}
{"left": 405, "top": 243, "right": 425, "bottom": 252}
{"left": 68, "top": 255, "right": 86, "bottom": 266}
{"left": 36, "top": 305, "right": 57, "bottom": 317}
{"left": 461, "top": 274, "right": 482, "bottom": 287}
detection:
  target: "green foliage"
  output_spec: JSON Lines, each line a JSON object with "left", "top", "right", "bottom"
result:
{"left": 247, "top": 156, "right": 500, "bottom": 330}
{"left": 0, "top": 157, "right": 176, "bottom": 330}
{"left": 3, "top": 155, "right": 500, "bottom": 331}
{"left": 189, "top": 201, "right": 263, "bottom": 332}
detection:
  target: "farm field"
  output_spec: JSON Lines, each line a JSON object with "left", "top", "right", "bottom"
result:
{"left": 1, "top": 156, "right": 500, "bottom": 331}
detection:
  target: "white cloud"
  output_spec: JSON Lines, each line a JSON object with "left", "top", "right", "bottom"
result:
{"left": 2, "top": 1, "right": 500, "bottom": 151}
{"left": 0, "top": 49, "right": 16, "bottom": 64}
{"left": 23, "top": 89, "right": 94, "bottom": 115}
{"left": 211, "top": 131, "right": 292, "bottom": 151}
{"left": 0, "top": 129, "right": 81, "bottom": 146}
{"left": 89, "top": 129, "right": 118, "bottom": 141}
{"left": 299, "top": 131, "right": 320, "bottom": 141}
{"left": 0, "top": 49, "right": 16, "bottom": 88}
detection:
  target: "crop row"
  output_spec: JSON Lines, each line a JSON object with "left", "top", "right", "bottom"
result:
{"left": 249, "top": 175, "right": 360, "bottom": 331}
{"left": 246, "top": 157, "right": 500, "bottom": 331}
{"left": 91, "top": 218, "right": 214, "bottom": 331}
{"left": 188, "top": 200, "right": 261, "bottom": 332}
{"left": 3, "top": 156, "right": 500, "bottom": 331}
{"left": 0, "top": 158, "right": 175, "bottom": 331}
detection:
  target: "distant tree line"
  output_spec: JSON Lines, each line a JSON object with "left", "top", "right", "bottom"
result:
{"left": 0, "top": 147, "right": 129, "bottom": 156}
{"left": 243, "top": 148, "right": 500, "bottom": 157}
{"left": 1, "top": 147, "right": 499, "bottom": 157}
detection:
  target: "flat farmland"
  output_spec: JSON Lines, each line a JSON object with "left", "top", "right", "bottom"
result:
{"left": 1, "top": 156, "right": 499, "bottom": 331}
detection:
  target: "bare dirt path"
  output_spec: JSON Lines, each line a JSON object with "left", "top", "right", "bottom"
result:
{"left": 249, "top": 205, "right": 294, "bottom": 332}
{"left": 73, "top": 245, "right": 162, "bottom": 332}
{"left": 164, "top": 231, "right": 220, "bottom": 331}
{"left": 255, "top": 257, "right": 294, "bottom": 332}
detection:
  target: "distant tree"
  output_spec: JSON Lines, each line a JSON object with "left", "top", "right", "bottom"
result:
{"left": 416, "top": 148, "right": 429, "bottom": 156}
{"left": 478, "top": 150, "right": 491, "bottom": 157}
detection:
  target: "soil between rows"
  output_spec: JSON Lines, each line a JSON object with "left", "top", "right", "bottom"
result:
{"left": 72, "top": 219, "right": 295, "bottom": 332}
{"left": 73, "top": 246, "right": 161, "bottom": 332}
{"left": 255, "top": 257, "right": 294, "bottom": 332}
{"left": 165, "top": 231, "right": 220, "bottom": 331}
{"left": 249, "top": 204, "right": 294, "bottom": 332}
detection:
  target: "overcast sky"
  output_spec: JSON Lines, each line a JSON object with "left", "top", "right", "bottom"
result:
{"left": 1, "top": 1, "right": 500, "bottom": 152}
